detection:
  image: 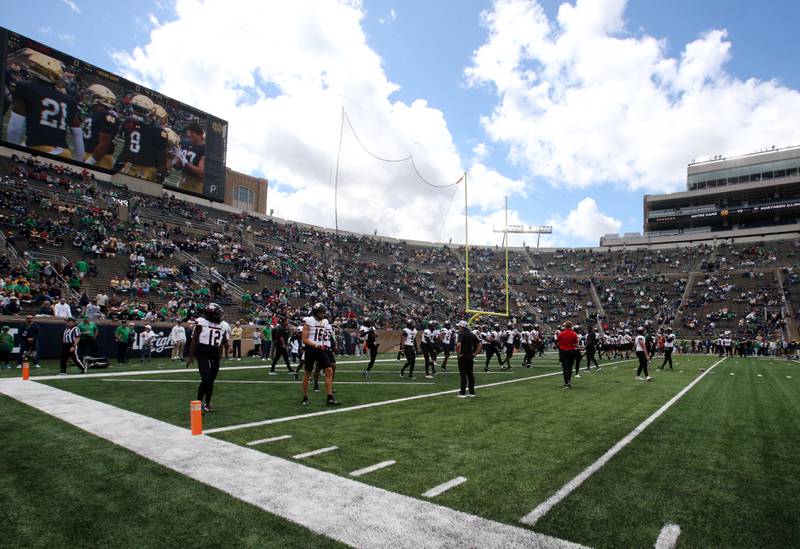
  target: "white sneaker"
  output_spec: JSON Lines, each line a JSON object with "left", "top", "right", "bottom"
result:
{"left": 269, "top": 371, "right": 277, "bottom": 376}
{"left": 457, "top": 393, "right": 468, "bottom": 399}
{"left": 424, "top": 375, "right": 433, "bottom": 379}
{"left": 635, "top": 376, "right": 643, "bottom": 381}
{"left": 467, "top": 393, "right": 476, "bottom": 398}
{"left": 574, "top": 374, "right": 581, "bottom": 378}
{"left": 645, "top": 376, "right": 653, "bottom": 381}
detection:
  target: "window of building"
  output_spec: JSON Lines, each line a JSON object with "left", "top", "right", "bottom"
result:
{"left": 234, "top": 186, "right": 255, "bottom": 211}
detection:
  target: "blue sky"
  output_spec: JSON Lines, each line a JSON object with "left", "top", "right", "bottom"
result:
{"left": 3, "top": 0, "right": 800, "bottom": 245}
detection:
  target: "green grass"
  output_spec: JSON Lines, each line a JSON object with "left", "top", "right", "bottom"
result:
{"left": 5, "top": 353, "right": 799, "bottom": 548}
{"left": 0, "top": 395, "right": 346, "bottom": 549}
{"left": 35, "top": 353, "right": 563, "bottom": 430}
{"left": 534, "top": 357, "right": 800, "bottom": 548}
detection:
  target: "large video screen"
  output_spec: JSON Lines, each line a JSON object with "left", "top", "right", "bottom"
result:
{"left": 0, "top": 28, "right": 227, "bottom": 201}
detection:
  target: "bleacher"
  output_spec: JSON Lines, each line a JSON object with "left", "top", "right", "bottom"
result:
{"left": 0, "top": 152, "right": 798, "bottom": 344}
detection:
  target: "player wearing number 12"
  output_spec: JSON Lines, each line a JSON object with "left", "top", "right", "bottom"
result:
{"left": 5, "top": 50, "right": 85, "bottom": 161}
{"left": 186, "top": 303, "right": 229, "bottom": 413}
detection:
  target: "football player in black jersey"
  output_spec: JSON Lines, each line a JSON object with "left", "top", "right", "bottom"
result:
{"left": 360, "top": 318, "right": 379, "bottom": 378}
{"left": 177, "top": 121, "right": 205, "bottom": 194}
{"left": 186, "top": 303, "right": 229, "bottom": 413}
{"left": 6, "top": 50, "right": 84, "bottom": 161}
{"left": 115, "top": 94, "right": 167, "bottom": 182}
{"left": 82, "top": 84, "right": 120, "bottom": 169}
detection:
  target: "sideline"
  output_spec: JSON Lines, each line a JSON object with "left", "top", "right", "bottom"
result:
{"left": 205, "top": 360, "right": 635, "bottom": 434}
{"left": 30, "top": 359, "right": 560, "bottom": 382}
{"left": 28, "top": 358, "right": 401, "bottom": 381}
{"left": 520, "top": 357, "right": 727, "bottom": 526}
{"left": 0, "top": 378, "right": 586, "bottom": 549}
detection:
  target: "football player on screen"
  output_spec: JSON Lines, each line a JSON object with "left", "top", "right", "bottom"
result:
{"left": 175, "top": 122, "right": 206, "bottom": 194}
{"left": 6, "top": 50, "right": 85, "bottom": 161}
{"left": 81, "top": 84, "right": 120, "bottom": 169}
{"left": 176, "top": 121, "right": 206, "bottom": 194}
{"left": 114, "top": 94, "right": 167, "bottom": 182}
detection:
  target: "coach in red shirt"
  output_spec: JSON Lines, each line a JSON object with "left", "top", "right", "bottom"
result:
{"left": 557, "top": 321, "right": 580, "bottom": 389}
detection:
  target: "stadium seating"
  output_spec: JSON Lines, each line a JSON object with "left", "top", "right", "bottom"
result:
{"left": 1, "top": 152, "right": 798, "bottom": 348}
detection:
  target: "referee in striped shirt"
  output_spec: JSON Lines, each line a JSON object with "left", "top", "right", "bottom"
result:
{"left": 60, "top": 318, "right": 85, "bottom": 375}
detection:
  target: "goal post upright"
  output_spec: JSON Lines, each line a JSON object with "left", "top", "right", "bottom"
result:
{"left": 464, "top": 173, "right": 511, "bottom": 326}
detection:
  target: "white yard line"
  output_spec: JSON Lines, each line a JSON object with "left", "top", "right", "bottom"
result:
{"left": 30, "top": 360, "right": 556, "bottom": 382}
{"left": 27, "top": 358, "right": 404, "bottom": 381}
{"left": 293, "top": 446, "right": 338, "bottom": 459}
{"left": 520, "top": 357, "right": 727, "bottom": 527}
{"left": 0, "top": 379, "right": 586, "bottom": 549}
{"left": 101, "top": 379, "right": 437, "bottom": 386}
{"left": 654, "top": 523, "right": 681, "bottom": 549}
{"left": 205, "top": 359, "right": 635, "bottom": 435}
{"left": 246, "top": 435, "right": 292, "bottom": 446}
{"left": 349, "top": 460, "right": 396, "bottom": 477}
{"left": 422, "top": 476, "right": 468, "bottom": 498}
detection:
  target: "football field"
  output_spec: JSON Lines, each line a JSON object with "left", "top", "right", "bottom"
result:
{"left": 1, "top": 352, "right": 799, "bottom": 548}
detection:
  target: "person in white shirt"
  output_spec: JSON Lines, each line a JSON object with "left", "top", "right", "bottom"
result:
{"left": 220, "top": 320, "right": 232, "bottom": 360}
{"left": 634, "top": 326, "right": 652, "bottom": 381}
{"left": 140, "top": 325, "right": 156, "bottom": 362}
{"left": 252, "top": 328, "right": 262, "bottom": 358}
{"left": 170, "top": 321, "right": 186, "bottom": 361}
{"left": 54, "top": 299, "right": 72, "bottom": 319}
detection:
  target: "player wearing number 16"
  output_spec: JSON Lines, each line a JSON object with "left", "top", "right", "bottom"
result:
{"left": 5, "top": 50, "right": 85, "bottom": 162}
{"left": 186, "top": 303, "right": 228, "bottom": 413}
{"left": 300, "top": 303, "right": 340, "bottom": 407}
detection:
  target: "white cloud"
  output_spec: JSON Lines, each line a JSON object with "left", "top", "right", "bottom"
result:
{"left": 466, "top": 0, "right": 800, "bottom": 193}
{"left": 547, "top": 197, "right": 622, "bottom": 243}
{"left": 61, "top": 0, "right": 80, "bottom": 13}
{"left": 59, "top": 34, "right": 76, "bottom": 44}
{"left": 379, "top": 7, "right": 397, "bottom": 24}
{"left": 114, "top": 0, "right": 529, "bottom": 245}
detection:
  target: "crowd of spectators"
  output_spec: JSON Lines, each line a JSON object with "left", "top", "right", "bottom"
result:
{"left": 0, "top": 153, "right": 797, "bottom": 348}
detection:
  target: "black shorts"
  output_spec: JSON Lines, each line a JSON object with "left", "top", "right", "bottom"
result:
{"left": 304, "top": 347, "right": 331, "bottom": 373}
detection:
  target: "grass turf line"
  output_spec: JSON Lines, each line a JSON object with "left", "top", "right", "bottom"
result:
{"left": 0, "top": 394, "right": 346, "bottom": 549}
{"left": 532, "top": 357, "right": 800, "bottom": 549}
{"left": 213, "top": 356, "right": 699, "bottom": 526}
{"left": 36, "top": 353, "right": 563, "bottom": 430}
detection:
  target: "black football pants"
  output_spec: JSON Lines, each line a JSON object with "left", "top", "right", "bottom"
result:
{"left": 365, "top": 345, "right": 378, "bottom": 371}
{"left": 660, "top": 348, "right": 673, "bottom": 369}
{"left": 559, "top": 349, "right": 579, "bottom": 385}
{"left": 197, "top": 355, "right": 220, "bottom": 406}
{"left": 485, "top": 345, "right": 503, "bottom": 369}
{"left": 400, "top": 345, "right": 416, "bottom": 377}
{"left": 271, "top": 345, "right": 293, "bottom": 372}
{"left": 586, "top": 346, "right": 600, "bottom": 368}
{"left": 458, "top": 354, "right": 475, "bottom": 395}
{"left": 636, "top": 351, "right": 649, "bottom": 377}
